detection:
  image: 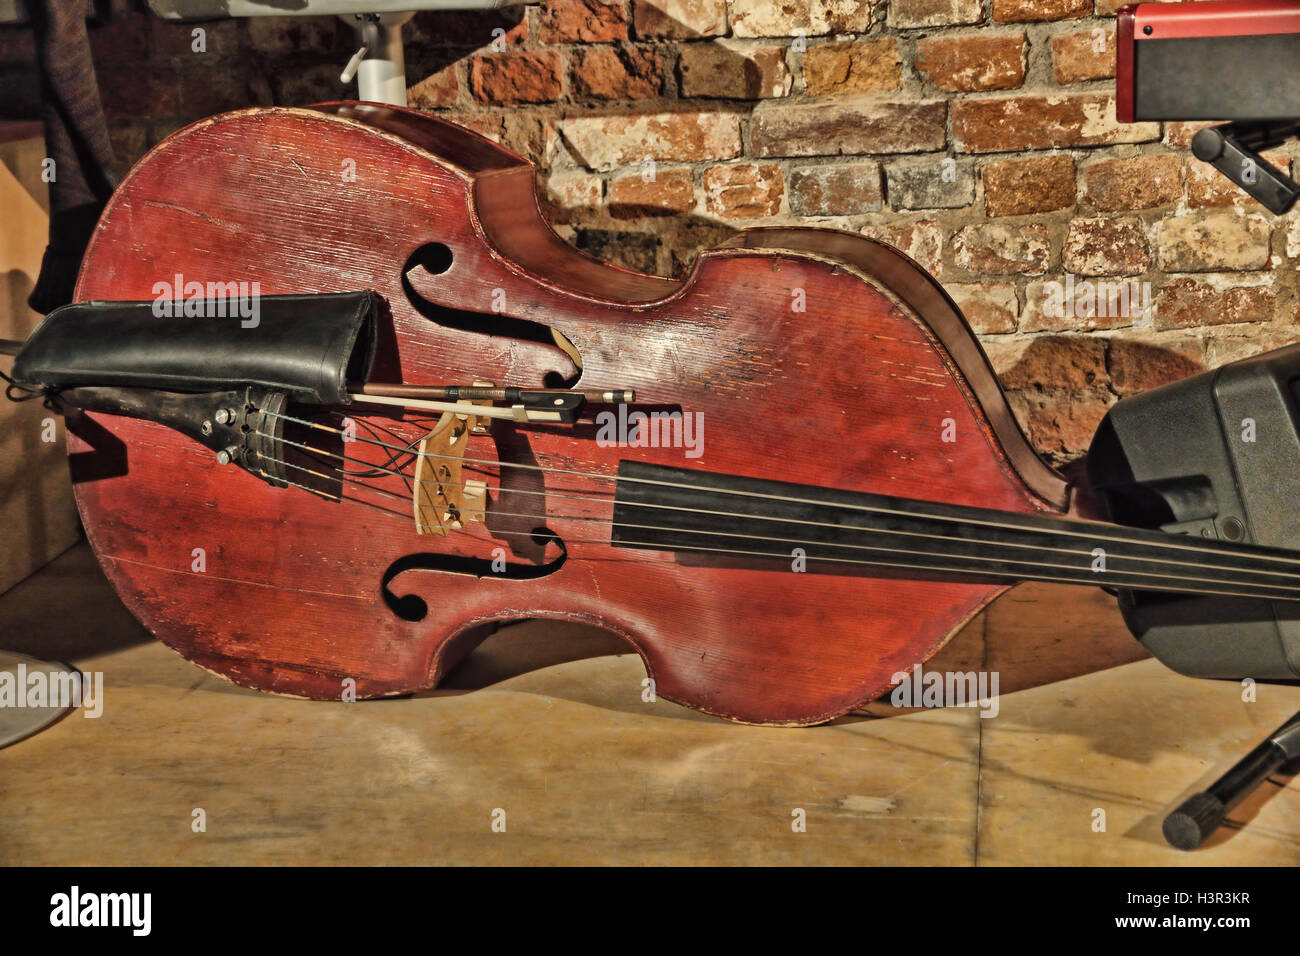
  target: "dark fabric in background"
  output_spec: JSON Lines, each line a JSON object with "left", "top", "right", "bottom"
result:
{"left": 22, "top": 0, "right": 119, "bottom": 312}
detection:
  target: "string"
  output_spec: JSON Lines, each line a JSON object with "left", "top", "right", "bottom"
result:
{"left": 258, "top": 435, "right": 1300, "bottom": 587}
{"left": 249, "top": 449, "right": 1300, "bottom": 602}
{"left": 258, "top": 406, "right": 1300, "bottom": 574}
{"left": 255, "top": 450, "right": 1300, "bottom": 602}
{"left": 502, "top": 532, "right": 1300, "bottom": 604}
{"left": 253, "top": 409, "right": 1300, "bottom": 590}
{"left": 0, "top": 366, "right": 43, "bottom": 403}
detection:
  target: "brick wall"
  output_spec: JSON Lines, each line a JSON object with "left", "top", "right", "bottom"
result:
{"left": 2, "top": 0, "right": 1297, "bottom": 465}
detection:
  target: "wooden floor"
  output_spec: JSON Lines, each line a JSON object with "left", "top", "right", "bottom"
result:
{"left": 3, "top": 542, "right": 1299, "bottom": 865}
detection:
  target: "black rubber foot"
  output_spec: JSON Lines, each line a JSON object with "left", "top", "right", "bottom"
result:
{"left": 1163, "top": 792, "right": 1227, "bottom": 851}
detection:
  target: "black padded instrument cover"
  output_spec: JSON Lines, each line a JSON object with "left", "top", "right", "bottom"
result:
{"left": 11, "top": 290, "right": 380, "bottom": 405}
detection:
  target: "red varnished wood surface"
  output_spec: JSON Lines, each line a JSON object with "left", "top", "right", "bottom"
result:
{"left": 71, "top": 104, "right": 1066, "bottom": 725}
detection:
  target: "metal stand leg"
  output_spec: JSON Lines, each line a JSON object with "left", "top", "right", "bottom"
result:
{"left": 1164, "top": 709, "right": 1300, "bottom": 850}
{"left": 1191, "top": 121, "right": 1300, "bottom": 215}
{"left": 340, "top": 12, "right": 415, "bottom": 107}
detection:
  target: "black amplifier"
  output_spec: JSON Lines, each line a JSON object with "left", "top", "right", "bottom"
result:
{"left": 1087, "top": 345, "right": 1300, "bottom": 680}
{"left": 1117, "top": 0, "right": 1300, "bottom": 122}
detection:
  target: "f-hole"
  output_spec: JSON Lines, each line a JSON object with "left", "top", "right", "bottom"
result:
{"left": 401, "top": 242, "right": 581, "bottom": 389}
{"left": 381, "top": 529, "right": 567, "bottom": 622}
{"left": 409, "top": 241, "right": 453, "bottom": 275}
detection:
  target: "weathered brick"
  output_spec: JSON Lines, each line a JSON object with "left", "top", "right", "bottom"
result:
{"left": 575, "top": 229, "right": 662, "bottom": 273}
{"left": 702, "top": 163, "right": 783, "bottom": 218}
{"left": 666, "top": 221, "right": 740, "bottom": 275}
{"left": 507, "top": 115, "right": 556, "bottom": 157}
{"left": 510, "top": 120, "right": 560, "bottom": 167}
{"left": 570, "top": 46, "right": 664, "bottom": 99}
{"left": 1021, "top": 276, "right": 1147, "bottom": 331}
{"left": 860, "top": 221, "right": 944, "bottom": 276}
{"left": 632, "top": 0, "right": 727, "bottom": 38}
{"left": 537, "top": 0, "right": 628, "bottom": 43}
{"left": 888, "top": 0, "right": 983, "bottom": 28}
{"left": 439, "top": 111, "right": 506, "bottom": 142}
{"left": 1184, "top": 160, "right": 1228, "bottom": 209}
{"left": 501, "top": 114, "right": 554, "bottom": 166}
{"left": 1050, "top": 27, "right": 1115, "bottom": 83}
{"left": 803, "top": 39, "right": 901, "bottom": 95}
{"left": 1063, "top": 217, "right": 1149, "bottom": 276}
{"left": 1108, "top": 338, "right": 1205, "bottom": 396}
{"left": 1164, "top": 121, "right": 1216, "bottom": 150}
{"left": 100, "top": 65, "right": 180, "bottom": 120}
{"left": 1023, "top": 397, "right": 1113, "bottom": 459}
{"left": 1081, "top": 154, "right": 1182, "bottom": 211}
{"left": 731, "top": 0, "right": 872, "bottom": 37}
{"left": 1154, "top": 213, "right": 1271, "bottom": 272}
{"left": 1154, "top": 276, "right": 1275, "bottom": 330}
{"left": 985, "top": 335, "right": 1107, "bottom": 390}
{"left": 982, "top": 153, "right": 1075, "bottom": 216}
{"left": 953, "top": 223, "right": 1051, "bottom": 274}
{"left": 953, "top": 94, "right": 1159, "bottom": 152}
{"left": 947, "top": 282, "right": 1019, "bottom": 333}
{"left": 886, "top": 157, "right": 975, "bottom": 209}
{"left": 788, "top": 162, "right": 882, "bottom": 215}
{"left": 543, "top": 170, "right": 603, "bottom": 217}
{"left": 247, "top": 16, "right": 342, "bottom": 54}
{"left": 470, "top": 51, "right": 562, "bottom": 105}
{"left": 816, "top": 0, "right": 876, "bottom": 32}
{"left": 915, "top": 32, "right": 1026, "bottom": 92}
{"left": 1206, "top": 329, "right": 1299, "bottom": 367}
{"left": 561, "top": 111, "right": 743, "bottom": 170}
{"left": 405, "top": 9, "right": 527, "bottom": 48}
{"left": 993, "top": 0, "right": 1090, "bottom": 22}
{"left": 677, "top": 41, "right": 791, "bottom": 98}
{"left": 609, "top": 167, "right": 697, "bottom": 217}
{"left": 407, "top": 68, "right": 460, "bottom": 109}
{"left": 1187, "top": 148, "right": 1291, "bottom": 208}
{"left": 543, "top": 118, "right": 578, "bottom": 168}
{"left": 179, "top": 64, "right": 273, "bottom": 116}
{"left": 269, "top": 62, "right": 341, "bottom": 106}
{"left": 751, "top": 100, "right": 946, "bottom": 157}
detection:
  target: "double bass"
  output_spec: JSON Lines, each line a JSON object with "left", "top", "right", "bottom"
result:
{"left": 7, "top": 102, "right": 1300, "bottom": 729}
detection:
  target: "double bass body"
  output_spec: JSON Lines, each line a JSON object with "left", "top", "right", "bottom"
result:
{"left": 69, "top": 103, "right": 1073, "bottom": 726}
